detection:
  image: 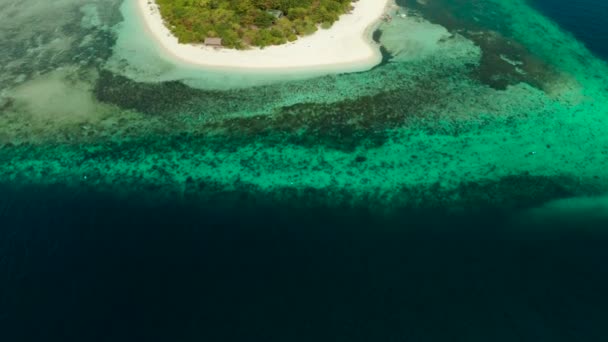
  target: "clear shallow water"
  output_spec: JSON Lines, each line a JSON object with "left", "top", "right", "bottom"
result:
{"left": 1, "top": 0, "right": 608, "bottom": 340}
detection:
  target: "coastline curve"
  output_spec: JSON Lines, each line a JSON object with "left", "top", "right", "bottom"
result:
{"left": 136, "top": 0, "right": 391, "bottom": 73}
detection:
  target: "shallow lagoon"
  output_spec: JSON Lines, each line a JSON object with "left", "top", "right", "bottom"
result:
{"left": 1, "top": 0, "right": 608, "bottom": 340}
{"left": 2, "top": 0, "right": 607, "bottom": 208}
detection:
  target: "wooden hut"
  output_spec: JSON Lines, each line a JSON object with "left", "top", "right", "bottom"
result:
{"left": 267, "top": 10, "right": 284, "bottom": 19}
{"left": 204, "top": 37, "right": 223, "bottom": 47}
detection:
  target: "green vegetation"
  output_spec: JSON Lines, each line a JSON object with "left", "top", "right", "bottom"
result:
{"left": 155, "top": 0, "right": 354, "bottom": 48}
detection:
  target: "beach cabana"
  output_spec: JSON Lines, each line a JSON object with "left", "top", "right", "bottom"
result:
{"left": 204, "top": 38, "right": 223, "bottom": 47}
{"left": 267, "top": 10, "right": 284, "bottom": 19}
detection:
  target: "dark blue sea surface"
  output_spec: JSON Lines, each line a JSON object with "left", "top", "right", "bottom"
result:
{"left": 529, "top": 0, "right": 608, "bottom": 60}
{"left": 2, "top": 185, "right": 608, "bottom": 341}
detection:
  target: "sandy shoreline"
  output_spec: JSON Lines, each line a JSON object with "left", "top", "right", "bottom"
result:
{"left": 136, "top": 0, "right": 390, "bottom": 71}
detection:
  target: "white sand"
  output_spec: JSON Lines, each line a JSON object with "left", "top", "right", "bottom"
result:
{"left": 137, "top": 0, "right": 390, "bottom": 71}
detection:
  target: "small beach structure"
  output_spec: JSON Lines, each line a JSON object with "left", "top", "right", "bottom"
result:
{"left": 204, "top": 37, "right": 223, "bottom": 47}
{"left": 267, "top": 10, "right": 284, "bottom": 19}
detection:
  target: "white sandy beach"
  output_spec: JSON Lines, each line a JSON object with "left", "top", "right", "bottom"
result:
{"left": 137, "top": 0, "right": 391, "bottom": 71}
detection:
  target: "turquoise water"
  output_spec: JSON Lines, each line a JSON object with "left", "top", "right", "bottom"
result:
{"left": 1, "top": 0, "right": 608, "bottom": 340}
{"left": 3, "top": 0, "right": 607, "bottom": 207}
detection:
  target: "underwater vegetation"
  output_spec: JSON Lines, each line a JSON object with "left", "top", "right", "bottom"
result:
{"left": 0, "top": 0, "right": 606, "bottom": 211}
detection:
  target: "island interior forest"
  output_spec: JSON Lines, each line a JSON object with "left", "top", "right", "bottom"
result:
{"left": 155, "top": 0, "right": 354, "bottom": 48}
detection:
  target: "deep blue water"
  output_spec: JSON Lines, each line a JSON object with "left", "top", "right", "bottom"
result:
{"left": 529, "top": 0, "right": 608, "bottom": 60}
{"left": 2, "top": 185, "right": 608, "bottom": 341}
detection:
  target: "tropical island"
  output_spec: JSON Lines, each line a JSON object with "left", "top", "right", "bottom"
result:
{"left": 155, "top": 0, "right": 355, "bottom": 49}
{"left": 136, "top": 0, "right": 390, "bottom": 70}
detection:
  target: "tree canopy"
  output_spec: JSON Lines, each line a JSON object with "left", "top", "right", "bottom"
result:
{"left": 155, "top": 0, "right": 354, "bottom": 48}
